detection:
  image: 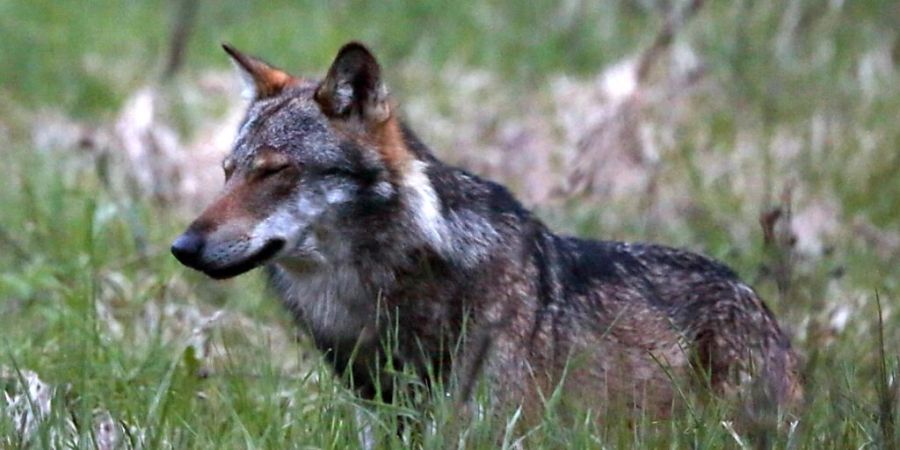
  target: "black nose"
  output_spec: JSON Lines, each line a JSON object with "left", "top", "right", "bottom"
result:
{"left": 171, "top": 231, "right": 205, "bottom": 267}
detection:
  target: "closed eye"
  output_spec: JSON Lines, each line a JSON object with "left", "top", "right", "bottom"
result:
{"left": 258, "top": 162, "right": 291, "bottom": 176}
{"left": 251, "top": 147, "right": 294, "bottom": 178}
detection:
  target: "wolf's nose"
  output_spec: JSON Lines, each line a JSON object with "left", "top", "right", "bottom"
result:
{"left": 171, "top": 232, "right": 205, "bottom": 267}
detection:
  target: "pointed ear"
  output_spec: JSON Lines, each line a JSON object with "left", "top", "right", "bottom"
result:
{"left": 315, "top": 42, "right": 391, "bottom": 123}
{"left": 222, "top": 43, "right": 296, "bottom": 99}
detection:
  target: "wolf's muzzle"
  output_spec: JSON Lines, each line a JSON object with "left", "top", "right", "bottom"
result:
{"left": 171, "top": 231, "right": 286, "bottom": 279}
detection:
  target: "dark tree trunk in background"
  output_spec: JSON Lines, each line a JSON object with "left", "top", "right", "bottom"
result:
{"left": 163, "top": 0, "right": 200, "bottom": 80}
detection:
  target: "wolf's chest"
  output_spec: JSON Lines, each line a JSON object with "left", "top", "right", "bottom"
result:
{"left": 270, "top": 265, "right": 377, "bottom": 347}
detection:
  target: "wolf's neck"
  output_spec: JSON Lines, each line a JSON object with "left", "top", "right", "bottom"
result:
{"left": 399, "top": 158, "right": 449, "bottom": 254}
{"left": 398, "top": 157, "right": 518, "bottom": 270}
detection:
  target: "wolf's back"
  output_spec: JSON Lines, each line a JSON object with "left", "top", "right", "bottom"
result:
{"left": 531, "top": 236, "right": 803, "bottom": 409}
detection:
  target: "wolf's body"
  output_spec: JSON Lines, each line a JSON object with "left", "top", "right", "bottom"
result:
{"left": 172, "top": 42, "right": 802, "bottom": 420}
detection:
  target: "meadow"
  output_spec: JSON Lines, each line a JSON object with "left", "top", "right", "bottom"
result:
{"left": 0, "top": 1, "right": 898, "bottom": 448}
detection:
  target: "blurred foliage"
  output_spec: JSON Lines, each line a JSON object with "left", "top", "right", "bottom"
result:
{"left": 2, "top": 1, "right": 661, "bottom": 115}
{"left": 0, "top": 0, "right": 898, "bottom": 447}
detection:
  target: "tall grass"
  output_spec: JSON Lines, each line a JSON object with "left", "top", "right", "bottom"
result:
{"left": 1, "top": 1, "right": 898, "bottom": 448}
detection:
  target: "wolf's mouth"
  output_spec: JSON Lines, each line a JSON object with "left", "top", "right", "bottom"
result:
{"left": 204, "top": 239, "right": 286, "bottom": 280}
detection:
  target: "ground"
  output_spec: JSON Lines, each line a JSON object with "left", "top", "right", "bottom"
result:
{"left": 0, "top": 1, "right": 898, "bottom": 448}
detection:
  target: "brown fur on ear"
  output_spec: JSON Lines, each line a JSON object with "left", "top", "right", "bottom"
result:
{"left": 316, "top": 42, "right": 411, "bottom": 176}
{"left": 223, "top": 43, "right": 297, "bottom": 99}
{"left": 315, "top": 42, "right": 391, "bottom": 123}
{"left": 375, "top": 116, "right": 414, "bottom": 174}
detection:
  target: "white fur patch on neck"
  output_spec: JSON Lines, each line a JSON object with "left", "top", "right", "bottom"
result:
{"left": 401, "top": 159, "right": 448, "bottom": 251}
{"left": 400, "top": 160, "right": 502, "bottom": 267}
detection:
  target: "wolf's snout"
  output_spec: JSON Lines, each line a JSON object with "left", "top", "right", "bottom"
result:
{"left": 171, "top": 231, "right": 206, "bottom": 268}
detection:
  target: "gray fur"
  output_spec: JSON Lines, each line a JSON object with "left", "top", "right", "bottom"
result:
{"left": 172, "top": 42, "right": 803, "bottom": 424}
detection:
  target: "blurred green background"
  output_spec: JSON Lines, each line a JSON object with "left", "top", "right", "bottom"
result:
{"left": 0, "top": 1, "right": 898, "bottom": 448}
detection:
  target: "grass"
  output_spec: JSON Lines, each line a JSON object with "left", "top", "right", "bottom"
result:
{"left": 1, "top": 0, "right": 899, "bottom": 448}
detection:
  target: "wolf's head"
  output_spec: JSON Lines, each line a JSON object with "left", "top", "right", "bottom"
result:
{"left": 171, "top": 42, "right": 438, "bottom": 279}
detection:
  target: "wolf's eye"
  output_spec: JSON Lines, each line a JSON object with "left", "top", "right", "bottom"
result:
{"left": 257, "top": 163, "right": 291, "bottom": 177}
{"left": 251, "top": 149, "right": 293, "bottom": 178}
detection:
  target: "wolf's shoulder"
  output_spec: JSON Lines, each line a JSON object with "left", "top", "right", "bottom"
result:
{"left": 427, "top": 162, "right": 531, "bottom": 220}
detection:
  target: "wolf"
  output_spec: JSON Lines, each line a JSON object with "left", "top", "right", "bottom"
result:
{"left": 171, "top": 41, "right": 802, "bottom": 421}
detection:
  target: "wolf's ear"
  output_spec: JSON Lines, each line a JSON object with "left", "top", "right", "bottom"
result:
{"left": 315, "top": 42, "right": 391, "bottom": 123}
{"left": 223, "top": 43, "right": 296, "bottom": 99}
